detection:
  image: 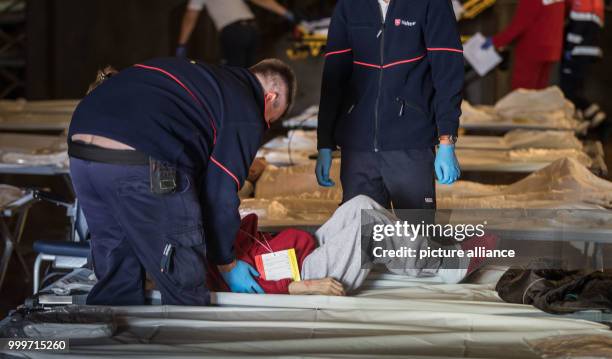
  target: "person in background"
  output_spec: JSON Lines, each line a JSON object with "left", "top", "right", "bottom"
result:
{"left": 560, "top": 0, "right": 607, "bottom": 128}
{"left": 316, "top": 0, "right": 464, "bottom": 210}
{"left": 483, "top": 0, "right": 566, "bottom": 90}
{"left": 176, "top": 0, "right": 295, "bottom": 67}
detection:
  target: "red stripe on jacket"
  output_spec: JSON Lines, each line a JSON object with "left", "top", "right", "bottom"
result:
{"left": 325, "top": 48, "right": 352, "bottom": 57}
{"left": 353, "top": 54, "right": 426, "bottom": 69}
{"left": 427, "top": 47, "right": 464, "bottom": 53}
{"left": 210, "top": 156, "right": 241, "bottom": 190}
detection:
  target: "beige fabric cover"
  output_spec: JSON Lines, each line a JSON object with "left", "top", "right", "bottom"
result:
{"left": 245, "top": 159, "right": 612, "bottom": 225}
{"left": 0, "top": 133, "right": 68, "bottom": 167}
{"left": 0, "top": 184, "right": 23, "bottom": 208}
{"left": 5, "top": 272, "right": 612, "bottom": 358}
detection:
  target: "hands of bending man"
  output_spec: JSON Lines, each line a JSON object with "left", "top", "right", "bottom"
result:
{"left": 218, "top": 260, "right": 264, "bottom": 294}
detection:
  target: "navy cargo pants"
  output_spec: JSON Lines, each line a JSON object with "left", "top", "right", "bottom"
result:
{"left": 70, "top": 157, "right": 209, "bottom": 306}
{"left": 340, "top": 149, "right": 436, "bottom": 209}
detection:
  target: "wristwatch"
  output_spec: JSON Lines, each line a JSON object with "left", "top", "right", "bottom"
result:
{"left": 439, "top": 135, "right": 458, "bottom": 144}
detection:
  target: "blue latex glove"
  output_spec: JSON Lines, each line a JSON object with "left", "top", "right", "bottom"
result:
{"left": 220, "top": 260, "right": 264, "bottom": 294}
{"left": 564, "top": 50, "right": 572, "bottom": 61}
{"left": 435, "top": 144, "right": 461, "bottom": 185}
{"left": 175, "top": 45, "right": 187, "bottom": 58}
{"left": 284, "top": 10, "right": 296, "bottom": 23}
{"left": 315, "top": 149, "right": 335, "bottom": 187}
{"left": 481, "top": 37, "right": 493, "bottom": 50}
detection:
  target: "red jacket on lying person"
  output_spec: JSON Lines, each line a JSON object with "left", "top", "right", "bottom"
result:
{"left": 207, "top": 214, "right": 317, "bottom": 294}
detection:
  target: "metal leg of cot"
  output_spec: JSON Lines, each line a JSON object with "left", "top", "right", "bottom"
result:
{"left": 592, "top": 242, "right": 604, "bottom": 272}
{"left": 32, "top": 253, "right": 56, "bottom": 294}
{"left": 12, "top": 205, "right": 31, "bottom": 278}
{"left": 0, "top": 218, "right": 15, "bottom": 291}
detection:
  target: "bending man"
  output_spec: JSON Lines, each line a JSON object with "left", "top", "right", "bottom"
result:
{"left": 68, "top": 57, "right": 296, "bottom": 305}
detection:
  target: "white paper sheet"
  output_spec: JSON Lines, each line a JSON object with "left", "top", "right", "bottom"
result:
{"left": 463, "top": 32, "right": 502, "bottom": 76}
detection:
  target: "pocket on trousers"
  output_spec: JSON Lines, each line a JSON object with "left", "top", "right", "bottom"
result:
{"left": 161, "top": 225, "right": 206, "bottom": 289}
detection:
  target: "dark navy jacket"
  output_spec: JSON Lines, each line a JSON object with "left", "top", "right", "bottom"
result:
{"left": 317, "top": 0, "right": 464, "bottom": 151}
{"left": 69, "top": 58, "right": 268, "bottom": 265}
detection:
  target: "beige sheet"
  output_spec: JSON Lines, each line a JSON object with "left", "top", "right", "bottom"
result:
{"left": 0, "top": 133, "right": 68, "bottom": 167}
{"left": 0, "top": 184, "right": 23, "bottom": 208}
{"left": 6, "top": 272, "right": 612, "bottom": 358}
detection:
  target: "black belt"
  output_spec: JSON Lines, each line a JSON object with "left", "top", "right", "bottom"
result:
{"left": 68, "top": 140, "right": 149, "bottom": 165}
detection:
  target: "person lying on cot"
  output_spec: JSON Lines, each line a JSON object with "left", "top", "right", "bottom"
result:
{"left": 207, "top": 195, "right": 498, "bottom": 295}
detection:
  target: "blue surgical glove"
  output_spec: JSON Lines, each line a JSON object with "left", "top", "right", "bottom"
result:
{"left": 564, "top": 50, "right": 572, "bottom": 61}
{"left": 481, "top": 37, "right": 493, "bottom": 50}
{"left": 284, "top": 10, "right": 296, "bottom": 23}
{"left": 175, "top": 45, "right": 187, "bottom": 58}
{"left": 435, "top": 144, "right": 461, "bottom": 185}
{"left": 220, "top": 260, "right": 264, "bottom": 294}
{"left": 315, "top": 149, "right": 335, "bottom": 187}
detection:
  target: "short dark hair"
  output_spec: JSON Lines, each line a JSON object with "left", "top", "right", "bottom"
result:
{"left": 87, "top": 66, "right": 118, "bottom": 94}
{"left": 250, "top": 59, "right": 297, "bottom": 118}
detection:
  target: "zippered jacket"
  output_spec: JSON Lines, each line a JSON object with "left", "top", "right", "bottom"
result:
{"left": 70, "top": 58, "right": 268, "bottom": 265}
{"left": 317, "top": 0, "right": 464, "bottom": 151}
{"left": 564, "top": 0, "right": 605, "bottom": 59}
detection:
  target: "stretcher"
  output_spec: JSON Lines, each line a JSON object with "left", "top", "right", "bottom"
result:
{"left": 286, "top": 19, "right": 330, "bottom": 60}
{"left": 0, "top": 185, "right": 35, "bottom": 291}
{"left": 248, "top": 157, "right": 612, "bottom": 227}
{"left": 0, "top": 113, "right": 72, "bottom": 132}
{"left": 2, "top": 266, "right": 612, "bottom": 358}
{"left": 461, "top": 87, "right": 589, "bottom": 134}
{"left": 0, "top": 99, "right": 77, "bottom": 132}
{"left": 0, "top": 133, "right": 69, "bottom": 175}
{"left": 0, "top": 99, "right": 78, "bottom": 114}
{"left": 258, "top": 130, "right": 606, "bottom": 174}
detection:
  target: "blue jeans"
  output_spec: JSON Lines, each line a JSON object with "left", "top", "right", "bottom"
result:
{"left": 70, "top": 157, "right": 209, "bottom": 306}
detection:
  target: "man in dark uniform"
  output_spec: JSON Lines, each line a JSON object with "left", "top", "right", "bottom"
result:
{"left": 315, "top": 0, "right": 463, "bottom": 209}
{"left": 68, "top": 58, "right": 296, "bottom": 305}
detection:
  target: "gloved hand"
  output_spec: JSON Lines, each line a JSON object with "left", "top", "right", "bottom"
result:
{"left": 564, "top": 50, "right": 572, "bottom": 61}
{"left": 435, "top": 144, "right": 461, "bottom": 185}
{"left": 219, "top": 260, "right": 264, "bottom": 294}
{"left": 481, "top": 37, "right": 493, "bottom": 50}
{"left": 175, "top": 45, "right": 187, "bottom": 58}
{"left": 284, "top": 10, "right": 296, "bottom": 23}
{"left": 315, "top": 149, "right": 335, "bottom": 187}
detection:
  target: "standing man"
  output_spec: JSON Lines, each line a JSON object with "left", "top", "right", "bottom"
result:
{"left": 176, "top": 0, "right": 295, "bottom": 67}
{"left": 68, "top": 58, "right": 296, "bottom": 305}
{"left": 560, "top": 0, "right": 606, "bottom": 127}
{"left": 316, "top": 0, "right": 463, "bottom": 209}
{"left": 483, "top": 0, "right": 566, "bottom": 90}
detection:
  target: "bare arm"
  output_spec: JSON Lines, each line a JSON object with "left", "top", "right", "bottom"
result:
{"left": 249, "top": 0, "right": 291, "bottom": 18}
{"left": 178, "top": 8, "right": 202, "bottom": 45}
{"left": 288, "top": 277, "right": 345, "bottom": 296}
